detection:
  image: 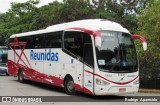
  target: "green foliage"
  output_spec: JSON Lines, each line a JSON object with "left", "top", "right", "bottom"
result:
{"left": 30, "top": 1, "right": 64, "bottom": 30}
{"left": 0, "top": 0, "right": 39, "bottom": 45}
{"left": 0, "top": 0, "right": 140, "bottom": 34}
{"left": 137, "top": 0, "right": 160, "bottom": 79}
{"left": 9, "top": 0, "right": 39, "bottom": 16}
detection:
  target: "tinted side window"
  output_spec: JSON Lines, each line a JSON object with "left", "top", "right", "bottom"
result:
{"left": 84, "top": 34, "right": 92, "bottom": 43}
{"left": 9, "top": 36, "right": 33, "bottom": 49}
{"left": 19, "top": 36, "right": 33, "bottom": 49}
{"left": 9, "top": 38, "right": 14, "bottom": 43}
{"left": 8, "top": 38, "right": 14, "bottom": 49}
{"left": 9, "top": 37, "right": 20, "bottom": 49}
{"left": 45, "top": 32, "right": 62, "bottom": 48}
{"left": 83, "top": 35, "right": 94, "bottom": 67}
{"left": 84, "top": 44, "right": 94, "bottom": 67}
{"left": 33, "top": 34, "right": 45, "bottom": 49}
{"left": 64, "top": 32, "right": 83, "bottom": 58}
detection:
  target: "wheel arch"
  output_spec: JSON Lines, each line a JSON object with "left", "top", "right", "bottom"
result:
{"left": 63, "top": 74, "right": 74, "bottom": 85}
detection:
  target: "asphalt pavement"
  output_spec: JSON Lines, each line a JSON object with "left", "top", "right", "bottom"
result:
{"left": 0, "top": 75, "right": 159, "bottom": 105}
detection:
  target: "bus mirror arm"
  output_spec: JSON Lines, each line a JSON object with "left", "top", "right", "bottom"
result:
{"left": 131, "top": 34, "right": 147, "bottom": 51}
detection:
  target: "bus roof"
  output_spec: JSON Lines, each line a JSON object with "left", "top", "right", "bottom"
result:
{"left": 10, "top": 19, "right": 130, "bottom": 38}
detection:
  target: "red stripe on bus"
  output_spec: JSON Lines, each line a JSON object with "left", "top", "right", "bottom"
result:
{"left": 8, "top": 60, "right": 93, "bottom": 94}
{"left": 85, "top": 70, "right": 138, "bottom": 85}
{"left": 74, "top": 84, "right": 93, "bottom": 95}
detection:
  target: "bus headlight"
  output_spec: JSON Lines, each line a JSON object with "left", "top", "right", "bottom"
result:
{"left": 133, "top": 79, "right": 139, "bottom": 85}
{"left": 96, "top": 78, "right": 110, "bottom": 86}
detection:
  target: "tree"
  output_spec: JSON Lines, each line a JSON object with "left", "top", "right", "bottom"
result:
{"left": 137, "top": 0, "right": 160, "bottom": 79}
{"left": 0, "top": 0, "right": 149, "bottom": 46}
{"left": 30, "top": 1, "right": 64, "bottom": 30}
{"left": 0, "top": 0, "right": 40, "bottom": 45}
{"left": 9, "top": 0, "right": 39, "bottom": 17}
{"left": 85, "top": 0, "right": 148, "bottom": 33}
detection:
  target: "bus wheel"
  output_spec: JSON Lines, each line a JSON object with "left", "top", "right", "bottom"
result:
{"left": 18, "top": 70, "right": 25, "bottom": 83}
{"left": 64, "top": 77, "right": 75, "bottom": 95}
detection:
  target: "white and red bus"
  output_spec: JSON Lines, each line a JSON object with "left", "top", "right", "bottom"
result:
{"left": 8, "top": 19, "right": 147, "bottom": 95}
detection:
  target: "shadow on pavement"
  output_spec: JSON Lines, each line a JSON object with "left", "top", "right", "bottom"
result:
{"left": 12, "top": 79, "right": 130, "bottom": 102}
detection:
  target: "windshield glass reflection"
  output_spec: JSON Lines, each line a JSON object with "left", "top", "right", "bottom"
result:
{"left": 96, "top": 31, "right": 138, "bottom": 73}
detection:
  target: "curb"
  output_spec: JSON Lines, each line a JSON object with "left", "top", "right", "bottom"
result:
{"left": 139, "top": 89, "right": 160, "bottom": 94}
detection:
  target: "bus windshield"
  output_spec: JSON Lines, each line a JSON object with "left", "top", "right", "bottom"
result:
{"left": 96, "top": 31, "right": 138, "bottom": 73}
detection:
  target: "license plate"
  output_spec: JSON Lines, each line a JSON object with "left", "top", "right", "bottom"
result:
{"left": 119, "top": 88, "right": 126, "bottom": 92}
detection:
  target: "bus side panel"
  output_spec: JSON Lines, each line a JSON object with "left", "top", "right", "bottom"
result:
{"left": 59, "top": 49, "right": 86, "bottom": 92}
{"left": 8, "top": 59, "right": 19, "bottom": 76}
{"left": 43, "top": 62, "right": 63, "bottom": 86}
{"left": 8, "top": 56, "right": 64, "bottom": 87}
{"left": 8, "top": 50, "right": 19, "bottom": 76}
{"left": 74, "top": 64, "right": 84, "bottom": 92}
{"left": 8, "top": 47, "right": 95, "bottom": 94}
{"left": 60, "top": 50, "right": 94, "bottom": 94}
{"left": 42, "top": 49, "right": 63, "bottom": 86}
{"left": 83, "top": 65, "right": 94, "bottom": 95}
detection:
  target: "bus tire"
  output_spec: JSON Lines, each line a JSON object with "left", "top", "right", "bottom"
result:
{"left": 64, "top": 77, "right": 75, "bottom": 95}
{"left": 18, "top": 70, "right": 25, "bottom": 83}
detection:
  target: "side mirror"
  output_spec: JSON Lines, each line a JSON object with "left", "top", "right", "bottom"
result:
{"left": 94, "top": 31, "right": 102, "bottom": 48}
{"left": 142, "top": 42, "right": 147, "bottom": 51}
{"left": 131, "top": 34, "right": 147, "bottom": 51}
{"left": 95, "top": 36, "right": 102, "bottom": 48}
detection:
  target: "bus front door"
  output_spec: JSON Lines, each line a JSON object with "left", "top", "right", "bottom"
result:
{"left": 83, "top": 44, "right": 94, "bottom": 94}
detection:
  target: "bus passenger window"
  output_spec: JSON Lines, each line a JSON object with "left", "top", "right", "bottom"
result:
{"left": 8, "top": 38, "right": 14, "bottom": 49}
{"left": 19, "top": 36, "right": 33, "bottom": 49}
{"left": 33, "top": 35, "right": 45, "bottom": 49}
{"left": 45, "top": 32, "right": 62, "bottom": 48}
{"left": 64, "top": 32, "right": 83, "bottom": 58}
